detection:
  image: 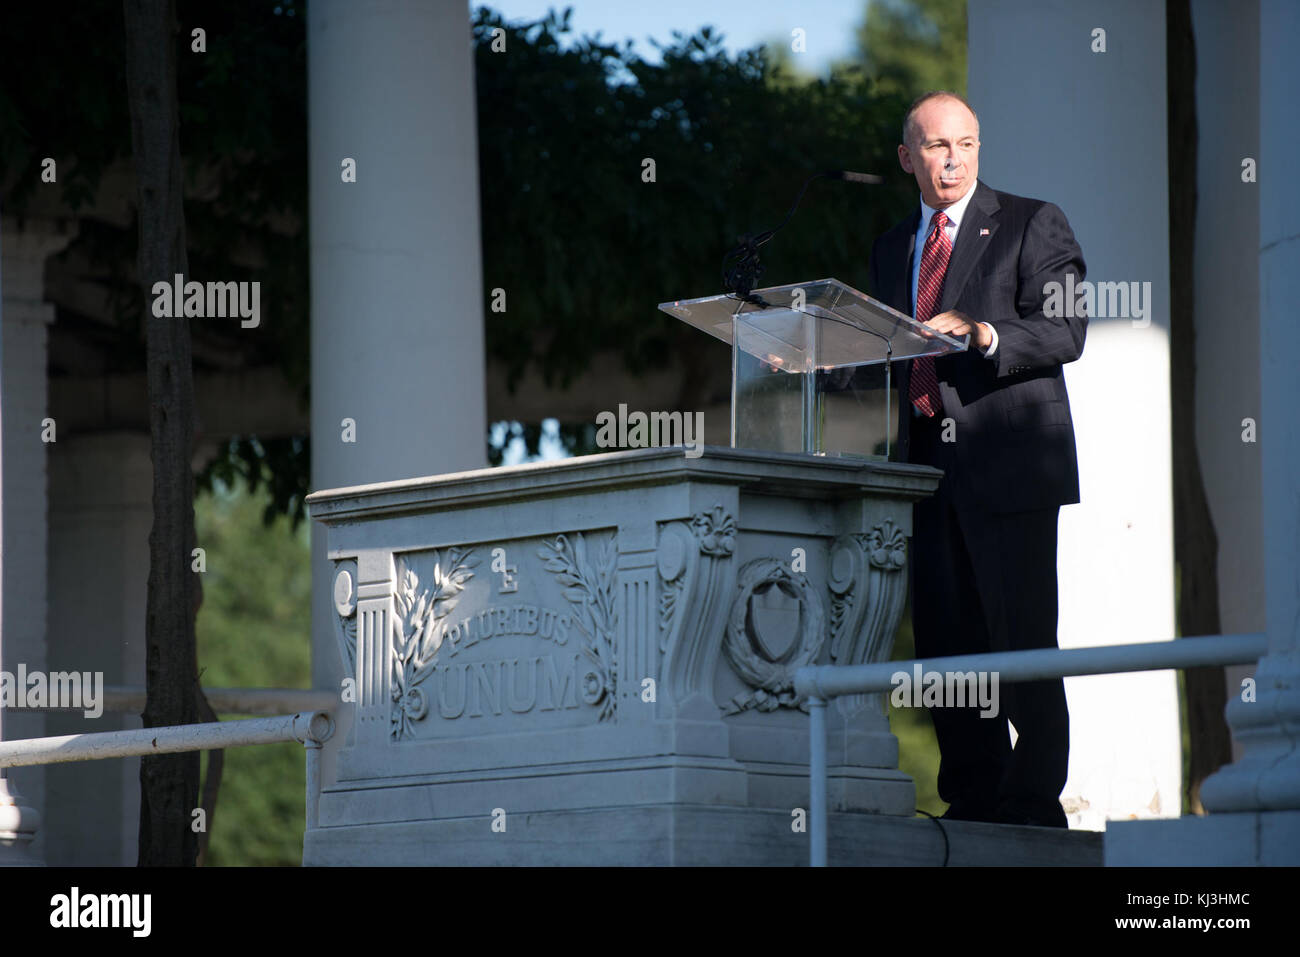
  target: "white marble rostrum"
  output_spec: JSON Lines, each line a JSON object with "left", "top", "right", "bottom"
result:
{"left": 303, "top": 447, "right": 940, "bottom": 865}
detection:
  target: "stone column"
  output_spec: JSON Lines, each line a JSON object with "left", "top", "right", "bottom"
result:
{"left": 1196, "top": 0, "right": 1300, "bottom": 822}
{"left": 967, "top": 0, "right": 1180, "bottom": 827}
{"left": 1190, "top": 0, "right": 1262, "bottom": 761}
{"left": 0, "top": 217, "right": 75, "bottom": 864}
{"left": 1105, "top": 0, "right": 1299, "bottom": 866}
{"left": 308, "top": 1, "right": 489, "bottom": 788}
{"left": 43, "top": 433, "right": 152, "bottom": 865}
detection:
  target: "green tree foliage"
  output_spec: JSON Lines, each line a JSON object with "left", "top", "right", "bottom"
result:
{"left": 0, "top": 0, "right": 310, "bottom": 519}
{"left": 888, "top": 606, "right": 945, "bottom": 818}
{"left": 1, "top": 0, "right": 308, "bottom": 375}
{"left": 856, "top": 0, "right": 967, "bottom": 98}
{"left": 198, "top": 436, "right": 311, "bottom": 529}
{"left": 474, "top": 7, "right": 923, "bottom": 402}
{"left": 195, "top": 477, "right": 312, "bottom": 866}
{"left": 2, "top": 3, "right": 962, "bottom": 508}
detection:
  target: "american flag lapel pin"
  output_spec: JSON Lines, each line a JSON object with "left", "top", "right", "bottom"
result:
{"left": 979, "top": 227, "right": 990, "bottom": 236}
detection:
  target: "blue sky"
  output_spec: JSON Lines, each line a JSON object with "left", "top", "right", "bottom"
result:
{"left": 472, "top": 1, "right": 868, "bottom": 78}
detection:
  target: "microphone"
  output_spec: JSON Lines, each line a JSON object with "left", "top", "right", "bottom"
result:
{"left": 829, "top": 169, "right": 884, "bottom": 185}
{"left": 722, "top": 169, "right": 882, "bottom": 299}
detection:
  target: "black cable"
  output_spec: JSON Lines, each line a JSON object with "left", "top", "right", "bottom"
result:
{"left": 915, "top": 808, "right": 951, "bottom": 866}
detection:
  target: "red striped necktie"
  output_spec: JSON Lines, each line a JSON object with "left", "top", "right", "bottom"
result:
{"left": 909, "top": 209, "right": 952, "bottom": 418}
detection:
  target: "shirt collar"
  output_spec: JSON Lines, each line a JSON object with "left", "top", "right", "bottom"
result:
{"left": 918, "top": 179, "right": 978, "bottom": 234}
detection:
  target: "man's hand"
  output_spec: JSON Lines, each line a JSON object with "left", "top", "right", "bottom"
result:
{"left": 923, "top": 310, "right": 993, "bottom": 350}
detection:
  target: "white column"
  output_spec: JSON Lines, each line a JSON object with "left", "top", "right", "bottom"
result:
{"left": 1106, "top": 0, "right": 1300, "bottom": 864}
{"left": 1191, "top": 0, "right": 1262, "bottom": 757}
{"left": 1197, "top": 0, "right": 1300, "bottom": 817}
{"left": 0, "top": 217, "right": 74, "bottom": 864}
{"left": 968, "top": 0, "right": 1180, "bottom": 828}
{"left": 43, "top": 434, "right": 152, "bottom": 865}
{"left": 308, "top": 1, "right": 488, "bottom": 783}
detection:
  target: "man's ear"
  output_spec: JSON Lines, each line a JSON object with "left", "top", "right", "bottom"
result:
{"left": 898, "top": 143, "right": 913, "bottom": 174}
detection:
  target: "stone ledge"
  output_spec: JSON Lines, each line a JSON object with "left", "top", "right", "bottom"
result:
{"left": 1105, "top": 811, "right": 1300, "bottom": 866}
{"left": 305, "top": 805, "right": 1104, "bottom": 866}
{"left": 306, "top": 446, "right": 942, "bottom": 521}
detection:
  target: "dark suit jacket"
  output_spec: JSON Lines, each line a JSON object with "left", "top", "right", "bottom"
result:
{"left": 868, "top": 180, "right": 1088, "bottom": 513}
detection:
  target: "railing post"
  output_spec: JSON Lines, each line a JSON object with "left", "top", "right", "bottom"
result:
{"left": 296, "top": 710, "right": 333, "bottom": 837}
{"left": 304, "top": 738, "right": 322, "bottom": 831}
{"left": 809, "top": 694, "right": 827, "bottom": 867}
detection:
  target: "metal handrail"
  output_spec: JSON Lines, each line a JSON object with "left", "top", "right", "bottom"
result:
{"left": 4, "top": 686, "right": 338, "bottom": 716}
{"left": 0, "top": 711, "right": 336, "bottom": 830}
{"left": 793, "top": 632, "right": 1268, "bottom": 866}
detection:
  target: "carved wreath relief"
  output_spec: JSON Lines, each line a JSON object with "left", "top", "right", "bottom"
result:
{"left": 722, "top": 559, "right": 826, "bottom": 714}
{"left": 713, "top": 518, "right": 906, "bottom": 716}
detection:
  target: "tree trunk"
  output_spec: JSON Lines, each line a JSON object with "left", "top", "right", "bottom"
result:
{"left": 1167, "top": 0, "right": 1232, "bottom": 814}
{"left": 123, "top": 0, "right": 202, "bottom": 866}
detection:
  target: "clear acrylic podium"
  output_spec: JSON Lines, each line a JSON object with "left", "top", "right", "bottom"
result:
{"left": 659, "top": 278, "right": 968, "bottom": 457}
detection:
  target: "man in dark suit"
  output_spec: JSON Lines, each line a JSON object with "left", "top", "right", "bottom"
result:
{"left": 868, "top": 91, "right": 1087, "bottom": 828}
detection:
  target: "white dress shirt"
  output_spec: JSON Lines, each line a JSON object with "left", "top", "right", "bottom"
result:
{"left": 909, "top": 181, "right": 999, "bottom": 358}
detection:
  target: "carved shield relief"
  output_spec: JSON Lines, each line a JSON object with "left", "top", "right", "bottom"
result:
{"left": 722, "top": 558, "right": 825, "bottom": 714}
{"left": 748, "top": 583, "right": 801, "bottom": 662}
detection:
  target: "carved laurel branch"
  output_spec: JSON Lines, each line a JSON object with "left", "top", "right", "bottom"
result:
{"left": 722, "top": 558, "right": 825, "bottom": 715}
{"left": 390, "top": 547, "right": 479, "bottom": 740}
{"left": 538, "top": 532, "right": 618, "bottom": 722}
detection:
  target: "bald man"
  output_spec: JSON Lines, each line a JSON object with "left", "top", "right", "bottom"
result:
{"left": 869, "top": 91, "right": 1087, "bottom": 828}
